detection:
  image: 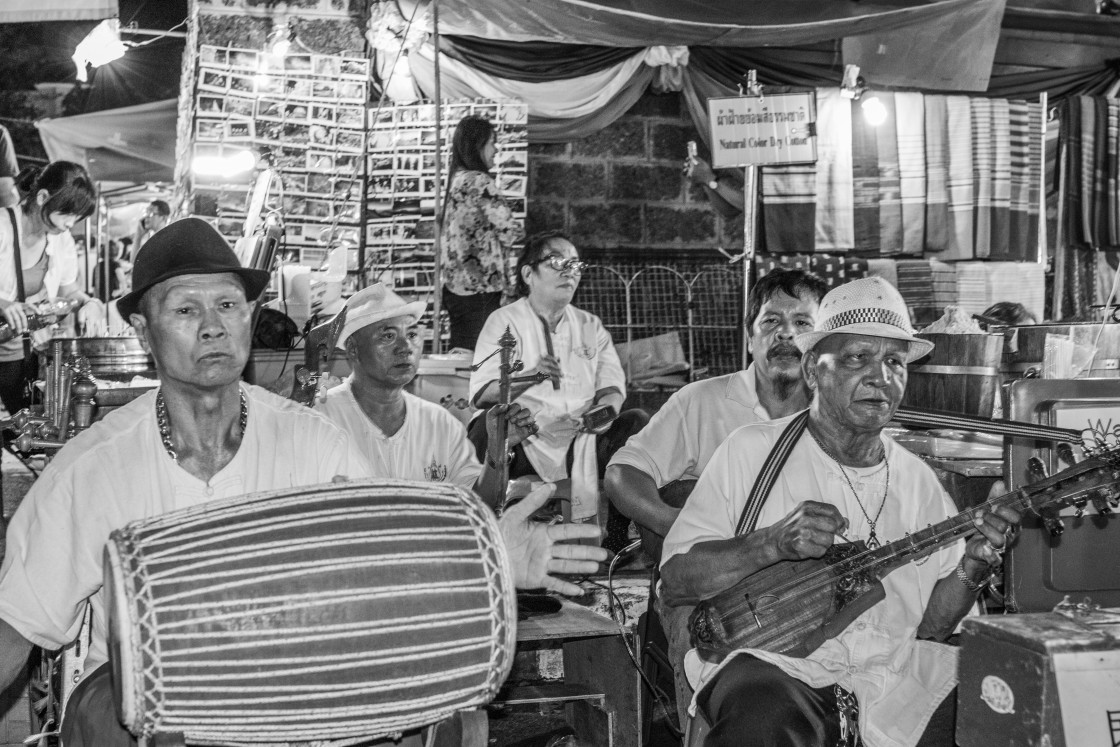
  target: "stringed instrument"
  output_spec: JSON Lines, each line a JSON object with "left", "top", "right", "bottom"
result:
{"left": 688, "top": 446, "right": 1120, "bottom": 661}
{"left": 289, "top": 307, "right": 348, "bottom": 407}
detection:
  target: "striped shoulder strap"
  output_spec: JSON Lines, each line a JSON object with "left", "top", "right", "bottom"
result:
{"left": 734, "top": 409, "right": 810, "bottom": 537}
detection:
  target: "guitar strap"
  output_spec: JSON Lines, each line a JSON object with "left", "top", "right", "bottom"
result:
{"left": 733, "top": 409, "right": 810, "bottom": 537}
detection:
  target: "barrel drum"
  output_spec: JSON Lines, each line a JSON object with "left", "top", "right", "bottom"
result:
{"left": 105, "top": 480, "right": 516, "bottom": 746}
{"left": 902, "top": 333, "right": 1004, "bottom": 417}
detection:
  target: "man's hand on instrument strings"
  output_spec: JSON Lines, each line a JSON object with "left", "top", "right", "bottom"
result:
{"left": 485, "top": 402, "right": 538, "bottom": 454}
{"left": 499, "top": 482, "right": 608, "bottom": 595}
{"left": 767, "top": 501, "right": 849, "bottom": 561}
{"left": 964, "top": 481, "right": 1021, "bottom": 568}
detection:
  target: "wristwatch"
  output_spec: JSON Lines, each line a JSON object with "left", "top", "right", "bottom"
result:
{"left": 707, "top": 178, "right": 719, "bottom": 190}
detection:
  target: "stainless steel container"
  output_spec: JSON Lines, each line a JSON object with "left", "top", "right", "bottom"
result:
{"left": 1003, "top": 323, "right": 1120, "bottom": 378}
{"left": 39, "top": 337, "right": 155, "bottom": 378}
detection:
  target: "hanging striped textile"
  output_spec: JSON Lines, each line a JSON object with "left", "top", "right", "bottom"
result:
{"left": 945, "top": 96, "right": 974, "bottom": 260}
{"left": 1092, "top": 98, "right": 1118, "bottom": 250}
{"left": 877, "top": 94, "right": 903, "bottom": 255}
{"left": 895, "top": 92, "right": 927, "bottom": 256}
{"left": 1026, "top": 102, "right": 1043, "bottom": 259}
{"left": 929, "top": 259, "right": 958, "bottom": 313}
{"left": 924, "top": 95, "right": 950, "bottom": 254}
{"left": 1080, "top": 96, "right": 1097, "bottom": 245}
{"left": 896, "top": 259, "right": 938, "bottom": 325}
{"left": 761, "top": 163, "right": 816, "bottom": 254}
{"left": 954, "top": 261, "right": 990, "bottom": 315}
{"left": 1109, "top": 100, "right": 1120, "bottom": 246}
{"left": 814, "top": 87, "right": 855, "bottom": 253}
{"left": 1007, "top": 100, "right": 1033, "bottom": 260}
{"left": 989, "top": 98, "right": 1012, "bottom": 258}
{"left": 972, "top": 98, "right": 994, "bottom": 259}
{"left": 851, "top": 98, "right": 881, "bottom": 255}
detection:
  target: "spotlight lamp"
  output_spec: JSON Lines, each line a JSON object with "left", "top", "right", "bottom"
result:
{"left": 861, "top": 96, "right": 889, "bottom": 127}
{"left": 72, "top": 18, "right": 187, "bottom": 82}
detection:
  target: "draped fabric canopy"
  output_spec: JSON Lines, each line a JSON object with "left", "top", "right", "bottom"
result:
{"left": 0, "top": 0, "right": 115, "bottom": 22}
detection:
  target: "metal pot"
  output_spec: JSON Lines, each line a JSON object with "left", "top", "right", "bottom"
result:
{"left": 40, "top": 337, "right": 155, "bottom": 378}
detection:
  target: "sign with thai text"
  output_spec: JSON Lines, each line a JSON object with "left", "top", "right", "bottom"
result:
{"left": 707, "top": 92, "right": 817, "bottom": 168}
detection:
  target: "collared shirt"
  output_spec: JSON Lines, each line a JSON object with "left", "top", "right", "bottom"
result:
{"left": 0, "top": 384, "right": 371, "bottom": 677}
{"left": 318, "top": 381, "right": 482, "bottom": 487}
{"left": 442, "top": 170, "right": 525, "bottom": 296}
{"left": 469, "top": 297, "right": 626, "bottom": 481}
{"left": 662, "top": 414, "right": 964, "bottom": 747}
{"left": 607, "top": 364, "right": 770, "bottom": 486}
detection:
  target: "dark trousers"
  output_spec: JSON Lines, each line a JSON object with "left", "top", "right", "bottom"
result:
{"left": 697, "top": 654, "right": 958, "bottom": 747}
{"left": 0, "top": 356, "right": 34, "bottom": 416}
{"left": 467, "top": 407, "right": 649, "bottom": 552}
{"left": 442, "top": 288, "right": 502, "bottom": 352}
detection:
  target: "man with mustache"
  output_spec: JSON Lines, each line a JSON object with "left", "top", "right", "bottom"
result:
{"left": 604, "top": 268, "right": 828, "bottom": 724}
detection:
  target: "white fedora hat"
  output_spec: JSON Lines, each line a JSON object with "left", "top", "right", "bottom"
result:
{"left": 794, "top": 276, "right": 934, "bottom": 363}
{"left": 335, "top": 283, "right": 428, "bottom": 348}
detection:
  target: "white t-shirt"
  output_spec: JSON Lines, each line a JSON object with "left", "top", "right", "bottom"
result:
{"left": 608, "top": 365, "right": 771, "bottom": 486}
{"left": 0, "top": 207, "right": 79, "bottom": 303}
{"left": 0, "top": 384, "right": 371, "bottom": 675}
{"left": 468, "top": 298, "right": 625, "bottom": 480}
{"left": 318, "top": 382, "right": 482, "bottom": 488}
{"left": 662, "top": 414, "right": 964, "bottom": 747}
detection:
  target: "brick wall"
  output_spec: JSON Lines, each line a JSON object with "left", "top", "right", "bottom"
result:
{"left": 526, "top": 90, "right": 743, "bottom": 261}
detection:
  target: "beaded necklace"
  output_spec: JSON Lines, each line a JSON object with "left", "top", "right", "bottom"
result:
{"left": 156, "top": 389, "right": 248, "bottom": 464}
{"left": 809, "top": 428, "right": 890, "bottom": 549}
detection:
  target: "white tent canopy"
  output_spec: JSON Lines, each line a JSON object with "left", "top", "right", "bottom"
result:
{"left": 0, "top": 0, "right": 116, "bottom": 23}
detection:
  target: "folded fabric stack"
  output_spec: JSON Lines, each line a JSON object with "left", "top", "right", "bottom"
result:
{"left": 954, "top": 262, "right": 992, "bottom": 315}
{"left": 896, "top": 259, "right": 938, "bottom": 325}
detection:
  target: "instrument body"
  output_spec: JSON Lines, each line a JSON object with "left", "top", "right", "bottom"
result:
{"left": 689, "top": 448, "right": 1120, "bottom": 661}
{"left": 106, "top": 480, "right": 516, "bottom": 745}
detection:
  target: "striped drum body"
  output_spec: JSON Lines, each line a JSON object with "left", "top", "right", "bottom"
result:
{"left": 105, "top": 480, "right": 516, "bottom": 746}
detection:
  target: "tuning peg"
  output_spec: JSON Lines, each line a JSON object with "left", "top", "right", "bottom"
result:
{"left": 1056, "top": 443, "right": 1077, "bottom": 466}
{"left": 1028, "top": 457, "right": 1049, "bottom": 482}
{"left": 1090, "top": 491, "right": 1115, "bottom": 516}
{"left": 1042, "top": 514, "right": 1066, "bottom": 537}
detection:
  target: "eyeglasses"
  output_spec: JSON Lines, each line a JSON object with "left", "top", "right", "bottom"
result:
{"left": 536, "top": 257, "right": 588, "bottom": 274}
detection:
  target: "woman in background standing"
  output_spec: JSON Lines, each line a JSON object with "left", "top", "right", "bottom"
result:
{"left": 441, "top": 115, "right": 524, "bottom": 351}
{"left": 0, "top": 162, "right": 100, "bottom": 415}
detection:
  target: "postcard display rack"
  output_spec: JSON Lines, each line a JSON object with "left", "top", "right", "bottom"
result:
{"left": 189, "top": 44, "right": 370, "bottom": 281}
{"left": 365, "top": 99, "right": 527, "bottom": 341}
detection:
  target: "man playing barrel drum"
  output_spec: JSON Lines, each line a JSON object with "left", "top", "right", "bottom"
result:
{"left": 659, "top": 277, "right": 1022, "bottom": 747}
{"left": 316, "top": 282, "right": 538, "bottom": 508}
{"left": 0, "top": 219, "right": 607, "bottom": 745}
{"left": 604, "top": 267, "right": 827, "bottom": 723}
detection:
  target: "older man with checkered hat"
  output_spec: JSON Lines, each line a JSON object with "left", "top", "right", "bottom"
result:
{"left": 659, "top": 277, "right": 1022, "bottom": 747}
{"left": 316, "top": 282, "right": 539, "bottom": 510}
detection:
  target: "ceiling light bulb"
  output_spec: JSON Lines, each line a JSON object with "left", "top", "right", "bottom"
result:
{"left": 862, "top": 96, "right": 888, "bottom": 127}
{"left": 72, "top": 18, "right": 129, "bottom": 82}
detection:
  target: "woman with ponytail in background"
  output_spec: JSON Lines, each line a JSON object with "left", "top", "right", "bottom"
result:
{"left": 441, "top": 115, "right": 524, "bottom": 351}
{"left": 0, "top": 161, "right": 103, "bottom": 415}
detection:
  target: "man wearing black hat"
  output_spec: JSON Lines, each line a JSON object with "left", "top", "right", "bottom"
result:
{"left": 0, "top": 218, "right": 607, "bottom": 745}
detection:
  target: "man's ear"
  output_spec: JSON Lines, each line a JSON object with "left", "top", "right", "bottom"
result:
{"left": 801, "top": 348, "right": 819, "bottom": 390}
{"left": 131, "top": 314, "right": 152, "bottom": 354}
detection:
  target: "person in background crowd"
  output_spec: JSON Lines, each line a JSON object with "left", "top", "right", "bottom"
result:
{"left": 0, "top": 125, "right": 19, "bottom": 208}
{"left": 660, "top": 277, "right": 1022, "bottom": 747}
{"left": 0, "top": 218, "right": 608, "bottom": 746}
{"left": 604, "top": 268, "right": 828, "bottom": 725}
{"left": 981, "top": 301, "right": 1037, "bottom": 327}
{"left": 441, "top": 115, "right": 525, "bottom": 351}
{"left": 469, "top": 230, "right": 648, "bottom": 553}
{"left": 0, "top": 162, "right": 103, "bottom": 415}
{"left": 684, "top": 151, "right": 744, "bottom": 220}
{"left": 317, "top": 282, "right": 539, "bottom": 509}
{"left": 131, "top": 199, "right": 171, "bottom": 254}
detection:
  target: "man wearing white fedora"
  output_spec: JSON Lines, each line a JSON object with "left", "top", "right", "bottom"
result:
{"left": 659, "top": 277, "right": 1022, "bottom": 747}
{"left": 317, "top": 282, "right": 539, "bottom": 509}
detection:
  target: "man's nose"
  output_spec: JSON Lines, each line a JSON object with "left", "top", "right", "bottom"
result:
{"left": 775, "top": 320, "right": 796, "bottom": 340}
{"left": 199, "top": 308, "right": 228, "bottom": 339}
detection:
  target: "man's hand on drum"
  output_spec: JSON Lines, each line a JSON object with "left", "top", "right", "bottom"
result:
{"left": 499, "top": 482, "right": 608, "bottom": 595}
{"left": 764, "top": 501, "right": 849, "bottom": 562}
{"left": 485, "top": 402, "right": 538, "bottom": 450}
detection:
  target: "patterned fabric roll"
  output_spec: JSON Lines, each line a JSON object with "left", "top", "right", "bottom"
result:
{"left": 755, "top": 254, "right": 812, "bottom": 277}
{"left": 761, "top": 163, "right": 816, "bottom": 254}
{"left": 843, "top": 256, "right": 870, "bottom": 282}
{"left": 877, "top": 94, "right": 903, "bottom": 255}
{"left": 851, "top": 98, "right": 881, "bottom": 255}
{"left": 896, "top": 259, "right": 937, "bottom": 325}
{"left": 971, "top": 98, "right": 994, "bottom": 259}
{"left": 924, "top": 95, "right": 950, "bottom": 254}
{"left": 866, "top": 258, "right": 899, "bottom": 289}
{"left": 945, "top": 96, "right": 974, "bottom": 260}
{"left": 810, "top": 253, "right": 846, "bottom": 288}
{"left": 1007, "top": 100, "right": 1032, "bottom": 260}
{"left": 895, "top": 92, "right": 926, "bottom": 256}
{"left": 814, "top": 88, "right": 855, "bottom": 253}
{"left": 929, "top": 259, "right": 959, "bottom": 314}
{"left": 989, "top": 98, "right": 1012, "bottom": 258}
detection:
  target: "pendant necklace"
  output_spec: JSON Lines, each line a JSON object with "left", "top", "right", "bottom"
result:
{"left": 809, "top": 428, "right": 890, "bottom": 549}
{"left": 156, "top": 389, "right": 248, "bottom": 464}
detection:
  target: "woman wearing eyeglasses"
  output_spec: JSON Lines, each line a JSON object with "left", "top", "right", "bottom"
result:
{"left": 468, "top": 231, "right": 648, "bottom": 552}
{"left": 441, "top": 115, "right": 525, "bottom": 351}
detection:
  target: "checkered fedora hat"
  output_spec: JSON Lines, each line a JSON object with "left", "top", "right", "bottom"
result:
{"left": 794, "top": 276, "right": 934, "bottom": 363}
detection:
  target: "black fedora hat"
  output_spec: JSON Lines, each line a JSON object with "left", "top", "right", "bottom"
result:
{"left": 116, "top": 218, "right": 271, "bottom": 320}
